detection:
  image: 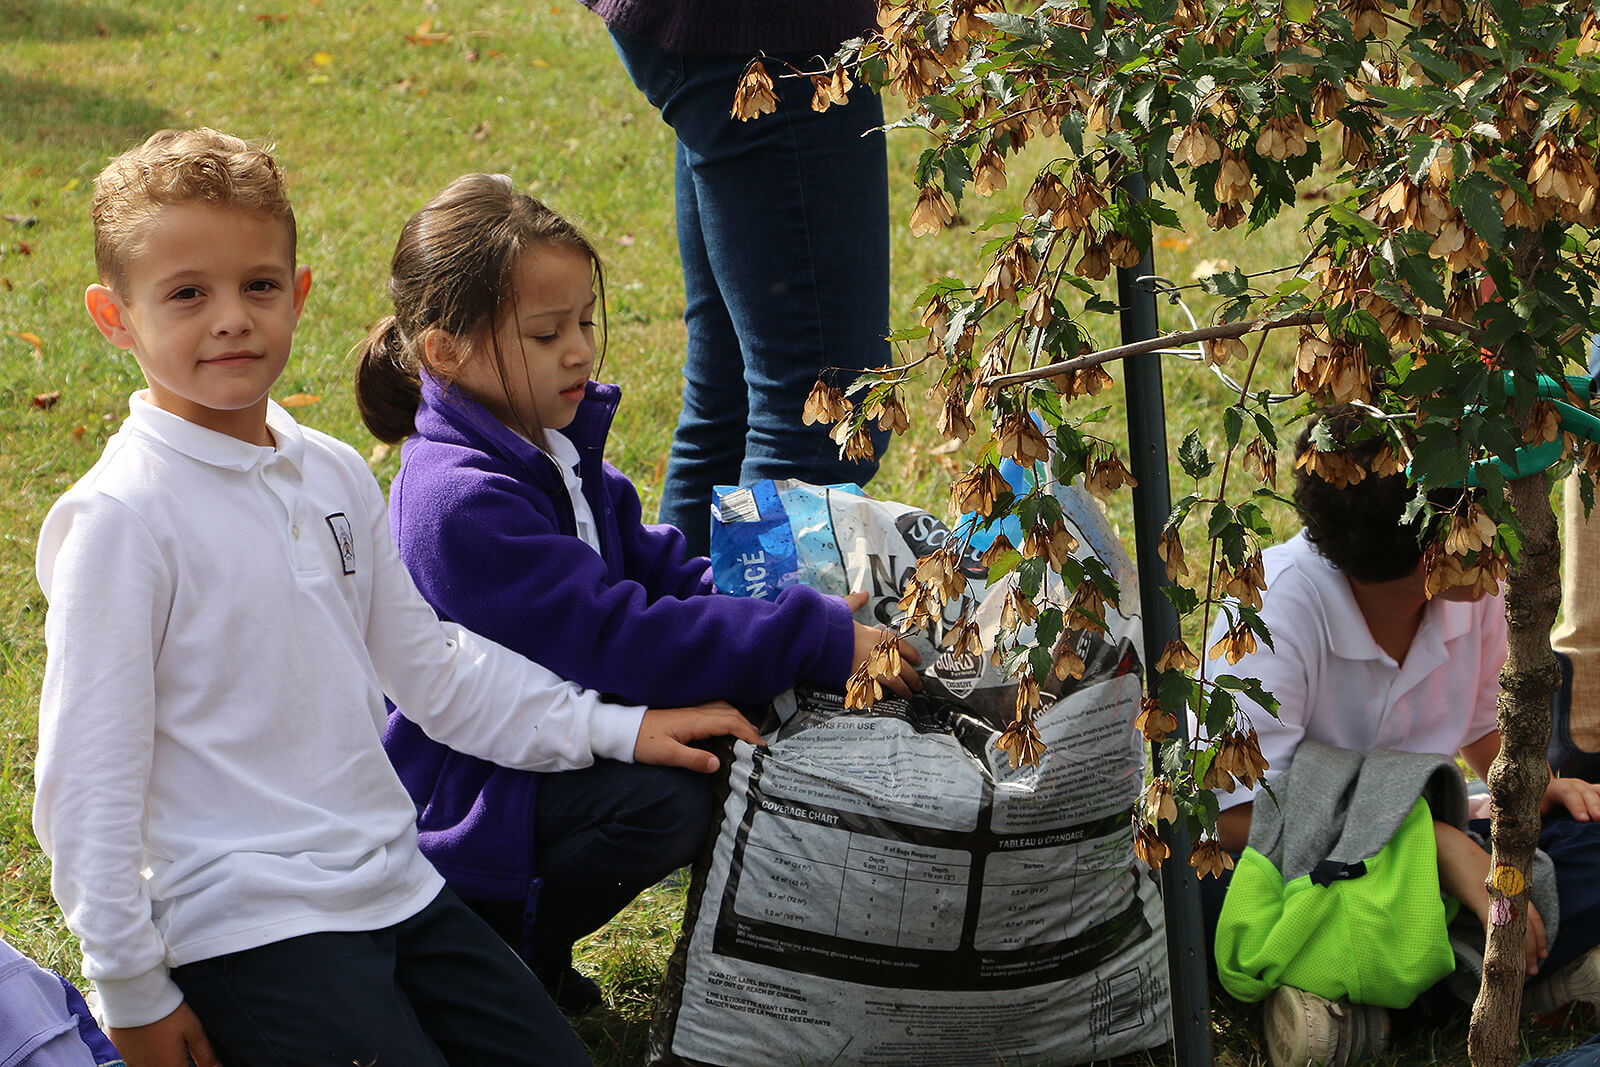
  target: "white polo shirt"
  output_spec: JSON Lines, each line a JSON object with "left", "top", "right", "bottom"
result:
{"left": 33, "top": 396, "right": 645, "bottom": 1028}
{"left": 1198, "top": 532, "right": 1505, "bottom": 811}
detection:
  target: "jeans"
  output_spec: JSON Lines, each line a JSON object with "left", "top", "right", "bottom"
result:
{"left": 463, "top": 759, "right": 714, "bottom": 973}
{"left": 171, "top": 889, "right": 590, "bottom": 1066}
{"left": 607, "top": 29, "right": 893, "bottom": 556}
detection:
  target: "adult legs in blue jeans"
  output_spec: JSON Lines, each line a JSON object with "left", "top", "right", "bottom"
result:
{"left": 171, "top": 889, "right": 590, "bottom": 1066}
{"left": 608, "top": 29, "right": 892, "bottom": 555}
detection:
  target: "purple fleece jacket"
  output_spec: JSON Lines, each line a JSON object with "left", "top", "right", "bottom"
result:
{"left": 381, "top": 371, "right": 853, "bottom": 901}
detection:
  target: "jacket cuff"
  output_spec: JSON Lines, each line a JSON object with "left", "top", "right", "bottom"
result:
{"left": 590, "top": 703, "right": 647, "bottom": 763}
{"left": 95, "top": 965, "right": 184, "bottom": 1029}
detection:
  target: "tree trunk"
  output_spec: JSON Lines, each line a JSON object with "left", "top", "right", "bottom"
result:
{"left": 1468, "top": 473, "right": 1563, "bottom": 1066}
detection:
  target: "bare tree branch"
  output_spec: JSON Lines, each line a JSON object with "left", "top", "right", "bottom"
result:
{"left": 979, "top": 311, "right": 1475, "bottom": 389}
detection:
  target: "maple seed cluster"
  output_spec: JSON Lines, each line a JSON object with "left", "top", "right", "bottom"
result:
{"left": 1200, "top": 730, "right": 1269, "bottom": 794}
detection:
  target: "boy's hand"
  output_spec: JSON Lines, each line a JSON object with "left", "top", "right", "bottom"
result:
{"left": 843, "top": 591, "right": 922, "bottom": 697}
{"left": 108, "top": 1002, "right": 221, "bottom": 1067}
{"left": 634, "top": 702, "right": 765, "bottom": 773}
{"left": 1542, "top": 775, "right": 1600, "bottom": 822}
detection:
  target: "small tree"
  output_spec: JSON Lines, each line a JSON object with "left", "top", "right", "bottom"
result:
{"left": 737, "top": 0, "right": 1600, "bottom": 1061}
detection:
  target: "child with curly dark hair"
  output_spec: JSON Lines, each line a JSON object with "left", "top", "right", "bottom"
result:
{"left": 1200, "top": 406, "right": 1600, "bottom": 1067}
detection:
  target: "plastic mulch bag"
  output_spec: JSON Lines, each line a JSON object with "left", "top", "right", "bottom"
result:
{"left": 646, "top": 479, "right": 1170, "bottom": 1067}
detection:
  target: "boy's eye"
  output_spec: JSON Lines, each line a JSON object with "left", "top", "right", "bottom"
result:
{"left": 246, "top": 279, "right": 281, "bottom": 293}
{"left": 171, "top": 286, "right": 202, "bottom": 301}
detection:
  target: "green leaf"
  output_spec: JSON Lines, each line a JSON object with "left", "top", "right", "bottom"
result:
{"left": 1282, "top": 0, "right": 1314, "bottom": 24}
{"left": 1452, "top": 171, "right": 1507, "bottom": 250}
{"left": 921, "top": 95, "right": 965, "bottom": 125}
{"left": 986, "top": 549, "right": 1023, "bottom": 583}
{"left": 1164, "top": 583, "right": 1200, "bottom": 615}
{"left": 1224, "top": 405, "right": 1245, "bottom": 449}
{"left": 1236, "top": 677, "right": 1281, "bottom": 718}
{"left": 1204, "top": 689, "right": 1238, "bottom": 734}
{"left": 1179, "top": 430, "right": 1215, "bottom": 478}
{"left": 1199, "top": 266, "right": 1251, "bottom": 298}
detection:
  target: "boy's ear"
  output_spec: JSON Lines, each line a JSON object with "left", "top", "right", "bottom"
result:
{"left": 84, "top": 285, "right": 135, "bottom": 350}
{"left": 292, "top": 266, "right": 312, "bottom": 321}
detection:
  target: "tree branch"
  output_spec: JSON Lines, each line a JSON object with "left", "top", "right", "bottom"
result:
{"left": 979, "top": 311, "right": 1475, "bottom": 389}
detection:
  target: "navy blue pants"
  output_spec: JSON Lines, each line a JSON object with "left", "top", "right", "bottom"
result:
{"left": 606, "top": 28, "right": 892, "bottom": 555}
{"left": 171, "top": 889, "right": 589, "bottom": 1066}
{"left": 464, "top": 759, "right": 715, "bottom": 974}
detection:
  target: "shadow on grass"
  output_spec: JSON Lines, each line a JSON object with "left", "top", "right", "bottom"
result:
{"left": 0, "top": 1, "right": 146, "bottom": 41}
{"left": 0, "top": 73, "right": 170, "bottom": 164}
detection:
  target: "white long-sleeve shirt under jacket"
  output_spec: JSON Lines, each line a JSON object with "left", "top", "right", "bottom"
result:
{"left": 33, "top": 395, "right": 646, "bottom": 1029}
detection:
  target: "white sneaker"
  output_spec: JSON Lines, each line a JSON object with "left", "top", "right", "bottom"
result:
{"left": 1264, "top": 985, "right": 1391, "bottom": 1066}
{"left": 1526, "top": 944, "right": 1600, "bottom": 1015}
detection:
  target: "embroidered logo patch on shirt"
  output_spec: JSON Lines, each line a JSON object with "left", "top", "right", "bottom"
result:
{"left": 325, "top": 513, "right": 356, "bottom": 575}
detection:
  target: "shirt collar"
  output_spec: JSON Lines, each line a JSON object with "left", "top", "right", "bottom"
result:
{"left": 125, "top": 391, "right": 306, "bottom": 474}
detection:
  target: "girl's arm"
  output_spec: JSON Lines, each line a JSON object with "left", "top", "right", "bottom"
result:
{"left": 1434, "top": 819, "right": 1547, "bottom": 976}
{"left": 392, "top": 460, "right": 855, "bottom": 707}
{"left": 602, "top": 463, "right": 715, "bottom": 601}
{"left": 362, "top": 466, "right": 647, "bottom": 770}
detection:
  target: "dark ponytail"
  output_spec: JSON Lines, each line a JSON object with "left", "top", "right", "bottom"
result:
{"left": 354, "top": 315, "right": 423, "bottom": 444}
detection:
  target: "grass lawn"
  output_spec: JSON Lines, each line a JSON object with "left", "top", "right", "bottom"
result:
{"left": 1, "top": 1, "right": 1594, "bottom": 1063}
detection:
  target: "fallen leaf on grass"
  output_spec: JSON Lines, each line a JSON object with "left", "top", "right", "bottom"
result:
{"left": 2, "top": 214, "right": 38, "bottom": 227}
{"left": 9, "top": 331, "right": 42, "bottom": 354}
{"left": 618, "top": 233, "right": 635, "bottom": 247}
{"left": 15, "top": 241, "right": 32, "bottom": 255}
{"left": 1158, "top": 236, "right": 1193, "bottom": 251}
{"left": 279, "top": 393, "right": 321, "bottom": 408}
{"left": 254, "top": 13, "right": 290, "bottom": 23}
{"left": 368, "top": 442, "right": 391, "bottom": 465}
{"left": 407, "top": 19, "right": 451, "bottom": 44}
{"left": 71, "top": 426, "right": 86, "bottom": 442}
{"left": 471, "top": 121, "right": 490, "bottom": 141}
{"left": 32, "top": 391, "right": 61, "bottom": 410}
{"left": 1, "top": 278, "right": 13, "bottom": 291}
{"left": 311, "top": 50, "right": 334, "bottom": 66}
{"left": 531, "top": 57, "right": 550, "bottom": 69}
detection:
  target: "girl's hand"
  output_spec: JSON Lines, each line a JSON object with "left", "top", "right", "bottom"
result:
{"left": 843, "top": 591, "right": 922, "bottom": 697}
{"left": 1543, "top": 775, "right": 1600, "bottom": 822}
{"left": 634, "top": 702, "right": 765, "bottom": 773}
{"left": 1525, "top": 901, "right": 1550, "bottom": 977}
{"left": 108, "top": 1002, "right": 221, "bottom": 1067}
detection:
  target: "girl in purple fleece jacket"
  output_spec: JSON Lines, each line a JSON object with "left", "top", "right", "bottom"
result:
{"left": 354, "top": 173, "right": 918, "bottom": 1013}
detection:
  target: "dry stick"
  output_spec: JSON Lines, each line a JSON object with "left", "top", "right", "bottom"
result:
{"left": 979, "top": 310, "right": 1474, "bottom": 389}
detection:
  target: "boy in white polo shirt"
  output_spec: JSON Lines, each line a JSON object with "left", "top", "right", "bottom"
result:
{"left": 33, "top": 127, "right": 761, "bottom": 1067}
